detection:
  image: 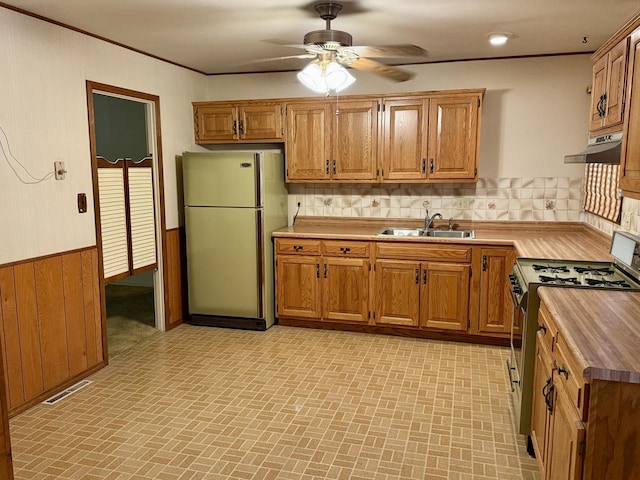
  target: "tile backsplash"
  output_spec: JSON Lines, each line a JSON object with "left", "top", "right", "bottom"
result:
{"left": 289, "top": 177, "right": 584, "bottom": 222}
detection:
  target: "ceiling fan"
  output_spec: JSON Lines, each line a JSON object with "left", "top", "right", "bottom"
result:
{"left": 263, "top": 2, "right": 428, "bottom": 84}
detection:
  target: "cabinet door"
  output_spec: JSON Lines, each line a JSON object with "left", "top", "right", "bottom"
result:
{"left": 478, "top": 248, "right": 516, "bottom": 334}
{"left": 285, "top": 102, "right": 332, "bottom": 181}
{"left": 603, "top": 38, "right": 629, "bottom": 129}
{"left": 531, "top": 331, "right": 554, "bottom": 471}
{"left": 194, "top": 104, "right": 237, "bottom": 142}
{"left": 374, "top": 260, "right": 420, "bottom": 327}
{"left": 332, "top": 100, "right": 379, "bottom": 181}
{"left": 427, "top": 96, "right": 479, "bottom": 181}
{"left": 421, "top": 262, "right": 470, "bottom": 331}
{"left": 621, "top": 32, "right": 640, "bottom": 197}
{"left": 589, "top": 55, "right": 609, "bottom": 131}
{"left": 381, "top": 98, "right": 429, "bottom": 181}
{"left": 546, "top": 380, "right": 586, "bottom": 480}
{"left": 322, "top": 257, "right": 370, "bottom": 323}
{"left": 275, "top": 255, "right": 321, "bottom": 319}
{"left": 238, "top": 104, "right": 283, "bottom": 141}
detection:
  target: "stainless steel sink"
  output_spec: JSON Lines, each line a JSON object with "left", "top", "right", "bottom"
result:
{"left": 377, "top": 227, "right": 475, "bottom": 238}
{"left": 377, "top": 227, "right": 425, "bottom": 237}
{"left": 423, "top": 229, "right": 475, "bottom": 238}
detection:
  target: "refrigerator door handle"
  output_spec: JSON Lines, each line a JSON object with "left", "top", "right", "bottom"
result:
{"left": 256, "top": 209, "right": 265, "bottom": 319}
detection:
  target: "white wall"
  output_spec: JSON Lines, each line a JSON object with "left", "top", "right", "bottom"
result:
{"left": 206, "top": 55, "right": 593, "bottom": 179}
{"left": 0, "top": 7, "right": 208, "bottom": 265}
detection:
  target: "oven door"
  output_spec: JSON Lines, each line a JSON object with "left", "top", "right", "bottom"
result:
{"left": 507, "top": 286, "right": 525, "bottom": 393}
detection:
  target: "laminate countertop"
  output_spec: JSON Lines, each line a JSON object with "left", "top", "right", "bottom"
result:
{"left": 273, "top": 217, "right": 614, "bottom": 261}
{"left": 538, "top": 288, "right": 640, "bottom": 384}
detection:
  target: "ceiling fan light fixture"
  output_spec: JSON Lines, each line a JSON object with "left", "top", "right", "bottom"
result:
{"left": 488, "top": 32, "right": 511, "bottom": 46}
{"left": 297, "top": 60, "right": 355, "bottom": 94}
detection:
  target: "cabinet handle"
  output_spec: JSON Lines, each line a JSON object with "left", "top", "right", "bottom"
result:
{"left": 415, "top": 268, "right": 419, "bottom": 284}
{"left": 232, "top": 120, "right": 238, "bottom": 135}
{"left": 543, "top": 378, "right": 554, "bottom": 413}
{"left": 239, "top": 120, "right": 245, "bottom": 135}
{"left": 324, "top": 263, "right": 327, "bottom": 278}
{"left": 422, "top": 158, "right": 426, "bottom": 174}
{"left": 339, "top": 247, "right": 351, "bottom": 253}
{"left": 293, "top": 245, "right": 304, "bottom": 251}
{"left": 332, "top": 159, "right": 336, "bottom": 175}
{"left": 423, "top": 269, "right": 427, "bottom": 284}
{"left": 316, "top": 263, "right": 320, "bottom": 278}
{"left": 429, "top": 158, "right": 434, "bottom": 173}
{"left": 557, "top": 366, "right": 569, "bottom": 380}
{"left": 600, "top": 93, "right": 607, "bottom": 118}
{"left": 537, "top": 324, "right": 547, "bottom": 335}
{"left": 482, "top": 255, "right": 487, "bottom": 271}
{"left": 325, "top": 159, "right": 330, "bottom": 175}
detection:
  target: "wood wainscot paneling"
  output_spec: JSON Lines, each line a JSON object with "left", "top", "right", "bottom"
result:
{"left": 0, "top": 247, "right": 104, "bottom": 417}
{"left": 164, "top": 227, "right": 187, "bottom": 330}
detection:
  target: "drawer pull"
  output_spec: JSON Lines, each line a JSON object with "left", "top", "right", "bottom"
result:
{"left": 557, "top": 366, "right": 569, "bottom": 380}
{"left": 537, "top": 324, "right": 547, "bottom": 335}
{"left": 293, "top": 245, "right": 304, "bottom": 251}
{"left": 339, "top": 247, "right": 351, "bottom": 253}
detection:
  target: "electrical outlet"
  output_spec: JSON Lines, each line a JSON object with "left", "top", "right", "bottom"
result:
{"left": 54, "top": 161, "right": 67, "bottom": 180}
{"left": 621, "top": 212, "right": 632, "bottom": 230}
{"left": 455, "top": 198, "right": 470, "bottom": 209}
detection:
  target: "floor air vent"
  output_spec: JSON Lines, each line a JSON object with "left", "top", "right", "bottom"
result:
{"left": 42, "top": 380, "right": 92, "bottom": 405}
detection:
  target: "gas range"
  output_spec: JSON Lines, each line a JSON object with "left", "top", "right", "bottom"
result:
{"left": 508, "top": 230, "right": 640, "bottom": 442}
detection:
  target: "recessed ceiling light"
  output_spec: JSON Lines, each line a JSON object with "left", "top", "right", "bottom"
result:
{"left": 488, "top": 32, "right": 511, "bottom": 46}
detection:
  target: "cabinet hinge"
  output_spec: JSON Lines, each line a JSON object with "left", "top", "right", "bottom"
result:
{"left": 474, "top": 167, "right": 477, "bottom": 177}
{"left": 477, "top": 98, "right": 481, "bottom": 108}
{"left": 470, "top": 266, "right": 472, "bottom": 277}
{"left": 369, "top": 264, "right": 372, "bottom": 271}
{"left": 368, "top": 311, "right": 371, "bottom": 319}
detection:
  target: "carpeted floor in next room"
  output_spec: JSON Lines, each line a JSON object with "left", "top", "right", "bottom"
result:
{"left": 105, "top": 284, "right": 158, "bottom": 359}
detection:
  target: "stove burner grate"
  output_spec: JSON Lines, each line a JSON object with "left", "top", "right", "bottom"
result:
{"left": 584, "top": 278, "right": 631, "bottom": 288}
{"left": 574, "top": 266, "right": 614, "bottom": 275}
{"left": 539, "top": 275, "right": 581, "bottom": 285}
{"left": 533, "top": 264, "right": 570, "bottom": 273}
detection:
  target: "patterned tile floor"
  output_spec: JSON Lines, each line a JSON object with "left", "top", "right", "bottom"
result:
{"left": 10, "top": 325, "right": 540, "bottom": 479}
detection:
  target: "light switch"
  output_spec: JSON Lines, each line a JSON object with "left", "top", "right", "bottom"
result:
{"left": 77, "top": 193, "right": 87, "bottom": 213}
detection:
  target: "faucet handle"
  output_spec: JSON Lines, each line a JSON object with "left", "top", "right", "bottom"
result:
{"left": 448, "top": 217, "right": 454, "bottom": 231}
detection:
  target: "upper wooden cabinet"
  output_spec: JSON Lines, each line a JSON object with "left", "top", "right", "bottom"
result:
{"left": 589, "top": 38, "right": 629, "bottom": 134}
{"left": 284, "top": 99, "right": 379, "bottom": 182}
{"left": 193, "top": 101, "right": 284, "bottom": 143}
{"left": 621, "top": 25, "right": 640, "bottom": 198}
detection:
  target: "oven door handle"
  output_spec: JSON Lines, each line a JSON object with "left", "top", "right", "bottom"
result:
{"left": 506, "top": 359, "right": 520, "bottom": 392}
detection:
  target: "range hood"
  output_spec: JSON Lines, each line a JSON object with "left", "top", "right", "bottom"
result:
{"left": 564, "top": 132, "right": 622, "bottom": 164}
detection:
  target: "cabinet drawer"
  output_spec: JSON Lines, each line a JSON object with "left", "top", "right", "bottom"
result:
{"left": 375, "top": 242, "right": 471, "bottom": 262}
{"left": 275, "top": 238, "right": 321, "bottom": 255}
{"left": 538, "top": 302, "right": 559, "bottom": 354}
{"left": 554, "top": 333, "right": 589, "bottom": 421}
{"left": 322, "top": 240, "right": 370, "bottom": 257}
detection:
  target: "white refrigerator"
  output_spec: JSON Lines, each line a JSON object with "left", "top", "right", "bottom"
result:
{"left": 182, "top": 151, "right": 288, "bottom": 330}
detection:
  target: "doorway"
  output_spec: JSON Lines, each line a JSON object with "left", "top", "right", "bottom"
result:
{"left": 86, "top": 82, "right": 168, "bottom": 361}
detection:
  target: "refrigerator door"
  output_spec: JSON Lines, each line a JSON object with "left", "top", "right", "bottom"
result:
{"left": 183, "top": 151, "right": 261, "bottom": 207}
{"left": 185, "top": 206, "right": 261, "bottom": 318}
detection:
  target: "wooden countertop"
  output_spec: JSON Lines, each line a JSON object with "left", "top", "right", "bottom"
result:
{"left": 274, "top": 217, "right": 613, "bottom": 261}
{"left": 538, "top": 288, "right": 640, "bottom": 384}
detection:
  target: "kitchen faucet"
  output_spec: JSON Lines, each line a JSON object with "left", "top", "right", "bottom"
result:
{"left": 425, "top": 209, "right": 443, "bottom": 229}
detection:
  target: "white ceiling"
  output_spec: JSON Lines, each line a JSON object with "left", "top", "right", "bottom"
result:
{"left": 3, "top": 0, "right": 640, "bottom": 76}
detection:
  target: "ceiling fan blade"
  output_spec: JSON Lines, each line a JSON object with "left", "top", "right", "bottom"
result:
{"left": 350, "top": 44, "right": 428, "bottom": 58}
{"left": 244, "top": 53, "right": 316, "bottom": 64}
{"left": 264, "top": 38, "right": 307, "bottom": 49}
{"left": 349, "top": 57, "right": 415, "bottom": 82}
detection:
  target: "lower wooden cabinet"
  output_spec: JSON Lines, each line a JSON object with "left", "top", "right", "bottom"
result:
{"left": 531, "top": 330, "right": 554, "bottom": 471}
{"left": 274, "top": 239, "right": 370, "bottom": 324}
{"left": 375, "top": 260, "right": 421, "bottom": 327}
{"left": 275, "top": 254, "right": 322, "bottom": 319}
{"left": 478, "top": 247, "right": 517, "bottom": 335}
{"left": 546, "top": 379, "right": 586, "bottom": 480}
{"left": 421, "top": 262, "right": 470, "bottom": 331}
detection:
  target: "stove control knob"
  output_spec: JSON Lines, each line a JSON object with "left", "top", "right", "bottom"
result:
{"left": 513, "top": 286, "right": 522, "bottom": 295}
